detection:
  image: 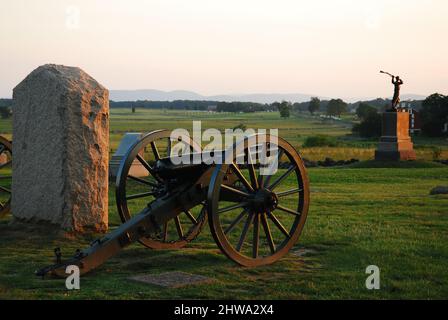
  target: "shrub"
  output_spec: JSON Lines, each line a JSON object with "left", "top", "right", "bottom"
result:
{"left": 308, "top": 97, "right": 320, "bottom": 114}
{"left": 352, "top": 112, "right": 382, "bottom": 138}
{"left": 326, "top": 99, "right": 347, "bottom": 117}
{"left": 277, "top": 101, "right": 292, "bottom": 118}
{"left": 420, "top": 93, "right": 448, "bottom": 137}
{"left": 356, "top": 103, "right": 377, "bottom": 120}
{"left": 0, "top": 107, "right": 12, "bottom": 119}
{"left": 233, "top": 123, "right": 247, "bottom": 131}
{"left": 303, "top": 135, "right": 340, "bottom": 148}
{"left": 431, "top": 146, "right": 442, "bottom": 160}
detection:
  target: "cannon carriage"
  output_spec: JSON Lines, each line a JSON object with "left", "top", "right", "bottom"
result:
{"left": 37, "top": 129, "right": 310, "bottom": 277}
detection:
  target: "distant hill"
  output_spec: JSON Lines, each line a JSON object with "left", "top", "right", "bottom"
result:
{"left": 208, "top": 93, "right": 323, "bottom": 104}
{"left": 400, "top": 94, "right": 427, "bottom": 101}
{"left": 110, "top": 90, "right": 204, "bottom": 102}
{"left": 110, "top": 89, "right": 322, "bottom": 104}
{"left": 109, "top": 89, "right": 429, "bottom": 105}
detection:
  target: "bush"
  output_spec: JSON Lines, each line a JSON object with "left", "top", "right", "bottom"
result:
{"left": 0, "top": 107, "right": 12, "bottom": 119}
{"left": 356, "top": 103, "right": 377, "bottom": 120}
{"left": 431, "top": 146, "right": 442, "bottom": 160}
{"left": 420, "top": 93, "right": 448, "bottom": 137}
{"left": 308, "top": 97, "right": 320, "bottom": 114}
{"left": 352, "top": 112, "right": 382, "bottom": 138}
{"left": 303, "top": 135, "right": 340, "bottom": 147}
{"left": 233, "top": 123, "right": 247, "bottom": 131}
{"left": 277, "top": 101, "right": 292, "bottom": 118}
{"left": 326, "top": 99, "right": 347, "bottom": 117}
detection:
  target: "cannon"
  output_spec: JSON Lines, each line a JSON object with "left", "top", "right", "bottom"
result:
{"left": 0, "top": 136, "right": 12, "bottom": 218}
{"left": 37, "top": 130, "right": 310, "bottom": 277}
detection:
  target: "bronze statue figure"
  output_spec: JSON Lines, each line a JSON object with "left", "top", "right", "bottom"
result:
{"left": 380, "top": 71, "right": 403, "bottom": 112}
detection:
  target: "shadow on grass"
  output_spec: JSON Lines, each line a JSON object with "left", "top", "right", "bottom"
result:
{"left": 346, "top": 160, "right": 445, "bottom": 169}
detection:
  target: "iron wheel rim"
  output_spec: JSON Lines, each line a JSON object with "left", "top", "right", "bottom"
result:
{"left": 115, "top": 129, "right": 207, "bottom": 249}
{"left": 207, "top": 134, "right": 310, "bottom": 266}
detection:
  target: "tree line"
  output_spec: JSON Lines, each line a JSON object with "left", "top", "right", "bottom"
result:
{"left": 1, "top": 94, "right": 446, "bottom": 137}
{"left": 0, "top": 99, "right": 12, "bottom": 119}
{"left": 275, "top": 95, "right": 447, "bottom": 138}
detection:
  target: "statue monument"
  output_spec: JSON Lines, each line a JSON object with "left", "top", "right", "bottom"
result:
{"left": 375, "top": 71, "right": 416, "bottom": 161}
{"left": 380, "top": 71, "right": 404, "bottom": 112}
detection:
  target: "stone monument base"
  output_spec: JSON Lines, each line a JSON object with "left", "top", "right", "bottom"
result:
{"left": 109, "top": 133, "right": 149, "bottom": 178}
{"left": 375, "top": 112, "right": 416, "bottom": 161}
{"left": 375, "top": 149, "right": 416, "bottom": 161}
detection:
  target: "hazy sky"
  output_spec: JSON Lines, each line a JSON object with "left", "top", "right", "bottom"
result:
{"left": 1, "top": 0, "right": 447, "bottom": 99}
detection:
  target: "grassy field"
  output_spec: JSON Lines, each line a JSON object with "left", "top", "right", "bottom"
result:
{"left": 0, "top": 165, "right": 447, "bottom": 299}
{"left": 0, "top": 109, "right": 447, "bottom": 299}
{"left": 1, "top": 108, "right": 447, "bottom": 161}
{"left": 106, "top": 109, "right": 448, "bottom": 161}
{"left": 108, "top": 109, "right": 352, "bottom": 157}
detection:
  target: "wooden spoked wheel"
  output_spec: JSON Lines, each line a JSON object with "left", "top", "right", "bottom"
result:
{"left": 207, "top": 134, "right": 310, "bottom": 267}
{"left": 0, "top": 136, "right": 12, "bottom": 219}
{"left": 116, "top": 130, "right": 207, "bottom": 249}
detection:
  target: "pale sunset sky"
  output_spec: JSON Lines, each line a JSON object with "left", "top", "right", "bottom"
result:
{"left": 0, "top": 0, "right": 447, "bottom": 99}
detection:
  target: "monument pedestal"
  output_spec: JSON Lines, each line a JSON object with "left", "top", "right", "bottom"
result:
{"left": 375, "top": 112, "right": 416, "bottom": 161}
{"left": 109, "top": 133, "right": 149, "bottom": 179}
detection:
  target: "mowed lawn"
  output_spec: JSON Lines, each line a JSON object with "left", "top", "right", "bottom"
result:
{"left": 1, "top": 108, "right": 447, "bottom": 160}
{"left": 108, "top": 108, "right": 353, "bottom": 157}
{"left": 0, "top": 165, "right": 447, "bottom": 299}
